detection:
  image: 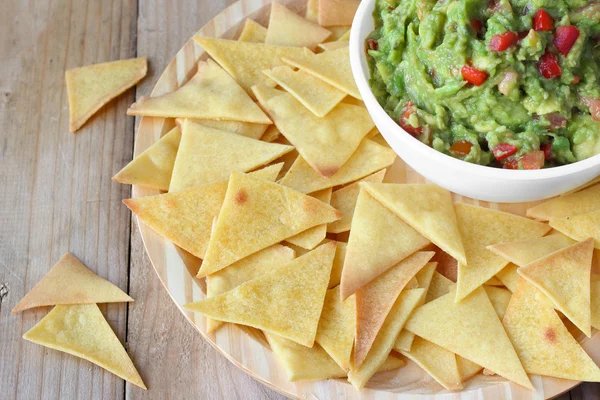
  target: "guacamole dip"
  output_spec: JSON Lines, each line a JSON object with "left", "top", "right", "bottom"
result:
{"left": 367, "top": 0, "right": 600, "bottom": 169}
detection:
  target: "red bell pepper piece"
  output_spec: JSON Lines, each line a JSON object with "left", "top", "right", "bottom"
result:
{"left": 554, "top": 26, "right": 580, "bottom": 56}
{"left": 492, "top": 143, "right": 518, "bottom": 161}
{"left": 533, "top": 9, "right": 553, "bottom": 31}
{"left": 538, "top": 51, "right": 562, "bottom": 79}
{"left": 490, "top": 31, "right": 519, "bottom": 51}
{"left": 461, "top": 65, "right": 488, "bottom": 86}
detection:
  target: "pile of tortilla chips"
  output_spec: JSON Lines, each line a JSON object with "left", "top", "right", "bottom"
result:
{"left": 113, "top": 0, "right": 600, "bottom": 394}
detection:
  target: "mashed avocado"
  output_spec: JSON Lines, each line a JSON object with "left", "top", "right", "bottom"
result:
{"left": 367, "top": 0, "right": 600, "bottom": 169}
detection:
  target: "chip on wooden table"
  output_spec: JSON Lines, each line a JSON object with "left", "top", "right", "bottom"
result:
{"left": 286, "top": 188, "right": 332, "bottom": 250}
{"left": 180, "top": 118, "right": 269, "bottom": 140}
{"left": 487, "top": 233, "right": 575, "bottom": 267}
{"left": 527, "top": 183, "right": 600, "bottom": 220}
{"left": 265, "top": 2, "right": 331, "bottom": 49}
{"left": 495, "top": 263, "right": 519, "bottom": 292}
{"left": 456, "top": 357, "right": 483, "bottom": 382}
{"left": 318, "top": 0, "right": 360, "bottom": 27}
{"left": 66, "top": 57, "right": 147, "bottom": 132}
{"left": 550, "top": 209, "right": 600, "bottom": 248}
{"left": 12, "top": 253, "right": 132, "bottom": 313}
{"left": 238, "top": 19, "right": 267, "bottom": 43}
{"left": 483, "top": 286, "right": 512, "bottom": 320}
{"left": 23, "top": 304, "right": 146, "bottom": 389}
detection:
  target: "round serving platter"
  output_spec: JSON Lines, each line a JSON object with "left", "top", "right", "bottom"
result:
{"left": 131, "top": 0, "right": 600, "bottom": 398}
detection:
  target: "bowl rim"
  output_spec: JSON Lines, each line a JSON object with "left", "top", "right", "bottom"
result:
{"left": 349, "top": 0, "right": 600, "bottom": 182}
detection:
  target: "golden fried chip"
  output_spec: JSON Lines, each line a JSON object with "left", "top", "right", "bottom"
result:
{"left": 563, "top": 178, "right": 600, "bottom": 196}
{"left": 265, "top": 2, "right": 331, "bottom": 49}
{"left": 66, "top": 57, "right": 147, "bottom": 132}
{"left": 518, "top": 239, "right": 594, "bottom": 337}
{"left": 329, "top": 241, "right": 347, "bottom": 288}
{"left": 169, "top": 120, "right": 292, "bottom": 192}
{"left": 286, "top": 188, "right": 332, "bottom": 250}
{"left": 348, "top": 289, "right": 425, "bottom": 390}
{"left": 205, "top": 244, "right": 295, "bottom": 333}
{"left": 425, "top": 271, "right": 454, "bottom": 303}
{"left": 454, "top": 203, "right": 550, "bottom": 302}
{"left": 328, "top": 169, "right": 387, "bottom": 234}
{"left": 405, "top": 287, "right": 532, "bottom": 389}
{"left": 253, "top": 85, "right": 373, "bottom": 177}
{"left": 238, "top": 19, "right": 267, "bottom": 43}
{"left": 283, "top": 47, "right": 360, "bottom": 99}
{"left": 260, "top": 125, "right": 281, "bottom": 142}
{"left": 181, "top": 118, "right": 269, "bottom": 140}
{"left": 186, "top": 242, "right": 335, "bottom": 346}
{"left": 337, "top": 29, "right": 351, "bottom": 41}
{"left": 527, "top": 184, "right": 600, "bottom": 220}
{"left": 379, "top": 355, "right": 406, "bottom": 372}
{"left": 592, "top": 274, "right": 600, "bottom": 330}
{"left": 550, "top": 209, "right": 600, "bottom": 248}
{"left": 484, "top": 276, "right": 504, "bottom": 286}
{"left": 456, "top": 357, "right": 483, "bottom": 382}
{"left": 341, "top": 190, "right": 430, "bottom": 300}
{"left": 327, "top": 26, "right": 351, "bottom": 41}
{"left": 354, "top": 252, "right": 434, "bottom": 367}
{"left": 306, "top": 0, "right": 319, "bottom": 22}
{"left": 502, "top": 279, "right": 600, "bottom": 381}
{"left": 318, "top": 41, "right": 348, "bottom": 52}
{"left": 487, "top": 233, "right": 575, "bottom": 267}
{"left": 495, "top": 263, "right": 519, "bottom": 292}
{"left": 112, "top": 126, "right": 181, "bottom": 190}
{"left": 280, "top": 139, "right": 396, "bottom": 193}
{"left": 23, "top": 304, "right": 146, "bottom": 389}
{"left": 363, "top": 184, "right": 467, "bottom": 265}
{"left": 318, "top": 0, "right": 360, "bottom": 27}
{"left": 262, "top": 66, "right": 346, "bottom": 117}
{"left": 127, "top": 60, "right": 271, "bottom": 124}
{"left": 123, "top": 165, "right": 282, "bottom": 259}
{"left": 12, "top": 253, "right": 132, "bottom": 313}
{"left": 483, "top": 286, "right": 512, "bottom": 319}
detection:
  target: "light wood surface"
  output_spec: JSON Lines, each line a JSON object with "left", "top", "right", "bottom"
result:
{"left": 0, "top": 1, "right": 597, "bottom": 400}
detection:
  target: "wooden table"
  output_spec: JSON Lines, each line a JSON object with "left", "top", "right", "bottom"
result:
{"left": 0, "top": 1, "right": 597, "bottom": 399}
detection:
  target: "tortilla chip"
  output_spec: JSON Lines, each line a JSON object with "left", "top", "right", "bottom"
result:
{"left": 168, "top": 120, "right": 292, "bottom": 192}
{"left": 502, "top": 279, "right": 600, "bottom": 381}
{"left": 338, "top": 29, "right": 351, "bottom": 41}
{"left": 127, "top": 60, "right": 270, "bottom": 124}
{"left": 354, "top": 252, "right": 434, "bottom": 367}
{"left": 280, "top": 139, "right": 396, "bottom": 194}
{"left": 454, "top": 203, "right": 551, "bottom": 302}
{"left": 592, "top": 274, "right": 600, "bottom": 330}
{"left": 518, "top": 238, "right": 594, "bottom": 337}
{"left": 406, "top": 287, "right": 532, "bottom": 389}
{"left": 66, "top": 57, "right": 147, "bottom": 132}
{"left": 123, "top": 165, "right": 282, "bottom": 259}
{"left": 283, "top": 47, "right": 360, "bottom": 99}
{"left": 186, "top": 242, "right": 335, "bottom": 346}
{"left": 527, "top": 183, "right": 600, "bottom": 221}
{"left": 23, "top": 304, "right": 146, "bottom": 389}
{"left": 563, "top": 177, "right": 600, "bottom": 196}
{"left": 205, "top": 244, "right": 295, "bottom": 333}
{"left": 487, "top": 232, "right": 575, "bottom": 267}
{"left": 318, "top": 0, "right": 360, "bottom": 27}
{"left": 315, "top": 286, "right": 355, "bottom": 370}
{"left": 265, "top": 333, "right": 347, "bottom": 381}
{"left": 362, "top": 184, "right": 467, "bottom": 265}
{"left": 483, "top": 286, "right": 512, "bottom": 319}
{"left": 182, "top": 118, "right": 268, "bottom": 140}
{"left": 327, "top": 26, "right": 351, "bottom": 41}
{"left": 425, "top": 272, "right": 454, "bottom": 303}
{"left": 253, "top": 85, "right": 373, "bottom": 177}
{"left": 286, "top": 188, "right": 332, "bottom": 250}
{"left": 193, "top": 36, "right": 308, "bottom": 93}
{"left": 328, "top": 169, "right": 387, "bottom": 234}
{"left": 260, "top": 125, "right": 281, "bottom": 143}
{"left": 238, "top": 19, "right": 267, "bottom": 43}
{"left": 12, "top": 253, "right": 132, "bottom": 313}
{"left": 265, "top": 2, "right": 331, "bottom": 49}
{"left": 112, "top": 126, "right": 181, "bottom": 190}
{"left": 400, "top": 336, "right": 462, "bottom": 391}
{"left": 484, "top": 276, "right": 504, "bottom": 286}
{"left": 318, "top": 41, "right": 348, "bottom": 52}
{"left": 348, "top": 289, "right": 425, "bottom": 390}
{"left": 263, "top": 66, "right": 346, "bottom": 117}
{"left": 341, "top": 189, "right": 430, "bottom": 300}
{"left": 456, "top": 357, "right": 483, "bottom": 382}
{"left": 306, "top": 0, "right": 319, "bottom": 22}
{"left": 550, "top": 209, "right": 600, "bottom": 248}
{"left": 495, "top": 263, "right": 519, "bottom": 292}
{"left": 379, "top": 355, "right": 406, "bottom": 372}
{"left": 329, "top": 241, "right": 347, "bottom": 288}
{"left": 199, "top": 172, "right": 341, "bottom": 277}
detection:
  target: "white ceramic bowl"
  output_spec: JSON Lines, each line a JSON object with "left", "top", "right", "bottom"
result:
{"left": 349, "top": 0, "right": 600, "bottom": 203}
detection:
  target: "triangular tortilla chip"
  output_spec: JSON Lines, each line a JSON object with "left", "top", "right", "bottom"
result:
{"left": 199, "top": 172, "right": 341, "bottom": 276}
{"left": 592, "top": 274, "right": 600, "bottom": 330}
{"left": 127, "top": 60, "right": 271, "bottom": 124}
{"left": 186, "top": 242, "right": 335, "bottom": 346}
{"left": 306, "top": 0, "right": 319, "bottom": 22}
{"left": 495, "top": 263, "right": 519, "bottom": 292}
{"left": 354, "top": 252, "right": 434, "bottom": 366}
{"left": 253, "top": 85, "right": 373, "bottom": 177}
{"left": 286, "top": 188, "right": 332, "bottom": 250}
{"left": 550, "top": 209, "right": 600, "bottom": 248}
{"left": 527, "top": 183, "right": 600, "bottom": 221}
{"left": 456, "top": 357, "right": 483, "bottom": 382}
{"left": 362, "top": 184, "right": 467, "bottom": 265}
{"left": 124, "top": 165, "right": 282, "bottom": 259}
{"left": 348, "top": 289, "right": 425, "bottom": 390}
{"left": 265, "top": 2, "right": 331, "bottom": 49}
{"left": 454, "top": 203, "right": 550, "bottom": 301}
{"left": 338, "top": 29, "right": 351, "bottom": 41}
{"left": 379, "top": 355, "right": 406, "bottom": 372}
{"left": 318, "top": 0, "right": 360, "bottom": 26}
{"left": 329, "top": 241, "right": 346, "bottom": 288}
{"left": 182, "top": 118, "right": 268, "bottom": 140}
{"left": 328, "top": 169, "right": 386, "bottom": 234}
{"left": 23, "top": 304, "right": 146, "bottom": 389}
{"left": 168, "top": 120, "right": 292, "bottom": 192}
{"left": 12, "top": 253, "right": 132, "bottom": 313}
{"left": 66, "top": 57, "right": 147, "bottom": 132}
{"left": 484, "top": 276, "right": 504, "bottom": 286}
{"left": 280, "top": 139, "right": 396, "bottom": 193}
{"left": 283, "top": 47, "right": 360, "bottom": 99}
{"left": 205, "top": 244, "right": 295, "bottom": 333}
{"left": 263, "top": 66, "right": 346, "bottom": 117}
{"left": 394, "top": 331, "right": 415, "bottom": 353}
{"left": 518, "top": 239, "right": 594, "bottom": 337}
{"left": 341, "top": 190, "right": 430, "bottom": 299}
{"left": 326, "top": 26, "right": 351, "bottom": 41}
{"left": 193, "top": 36, "right": 308, "bottom": 93}
{"left": 400, "top": 336, "right": 462, "bottom": 391}
{"left": 563, "top": 178, "right": 600, "bottom": 196}
{"left": 425, "top": 271, "right": 454, "bottom": 303}
{"left": 487, "top": 233, "right": 575, "bottom": 267}
{"left": 503, "top": 279, "right": 600, "bottom": 381}
{"left": 260, "top": 125, "right": 280, "bottom": 143}
{"left": 483, "top": 286, "right": 512, "bottom": 319}
{"left": 318, "top": 41, "right": 348, "bottom": 52}
{"left": 405, "top": 287, "right": 533, "bottom": 389}
{"left": 315, "top": 286, "right": 355, "bottom": 371}
{"left": 238, "top": 19, "right": 267, "bottom": 43}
